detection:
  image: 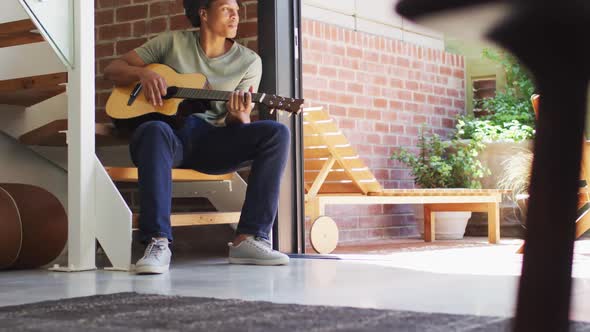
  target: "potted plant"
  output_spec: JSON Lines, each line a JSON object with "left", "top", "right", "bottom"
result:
{"left": 456, "top": 48, "right": 536, "bottom": 189}
{"left": 392, "top": 130, "right": 490, "bottom": 239}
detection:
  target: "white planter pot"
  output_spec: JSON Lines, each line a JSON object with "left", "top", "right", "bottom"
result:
{"left": 413, "top": 205, "right": 472, "bottom": 240}
{"left": 477, "top": 140, "right": 534, "bottom": 189}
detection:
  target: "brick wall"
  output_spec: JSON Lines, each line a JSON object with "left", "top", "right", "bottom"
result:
{"left": 301, "top": 19, "right": 466, "bottom": 244}
{"left": 94, "top": 0, "right": 258, "bottom": 122}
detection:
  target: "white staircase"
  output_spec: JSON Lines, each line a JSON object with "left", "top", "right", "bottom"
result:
{"left": 0, "top": 0, "right": 132, "bottom": 271}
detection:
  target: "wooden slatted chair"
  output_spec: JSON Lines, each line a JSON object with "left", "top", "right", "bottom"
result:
{"left": 516, "top": 95, "right": 590, "bottom": 253}
{"left": 303, "top": 107, "right": 504, "bottom": 254}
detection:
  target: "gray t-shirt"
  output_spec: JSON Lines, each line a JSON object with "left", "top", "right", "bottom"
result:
{"left": 135, "top": 31, "right": 262, "bottom": 126}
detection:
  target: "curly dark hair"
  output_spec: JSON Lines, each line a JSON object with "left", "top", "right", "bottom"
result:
{"left": 183, "top": 0, "right": 214, "bottom": 28}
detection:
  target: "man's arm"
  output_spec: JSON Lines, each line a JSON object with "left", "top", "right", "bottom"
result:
{"left": 103, "top": 51, "right": 168, "bottom": 107}
{"left": 225, "top": 57, "right": 263, "bottom": 125}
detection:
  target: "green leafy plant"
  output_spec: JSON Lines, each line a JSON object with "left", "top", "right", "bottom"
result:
{"left": 456, "top": 118, "right": 535, "bottom": 142}
{"left": 458, "top": 48, "right": 536, "bottom": 142}
{"left": 392, "top": 130, "right": 490, "bottom": 189}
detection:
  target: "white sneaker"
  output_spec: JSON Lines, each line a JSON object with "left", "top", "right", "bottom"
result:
{"left": 135, "top": 238, "right": 171, "bottom": 274}
{"left": 228, "top": 236, "right": 289, "bottom": 266}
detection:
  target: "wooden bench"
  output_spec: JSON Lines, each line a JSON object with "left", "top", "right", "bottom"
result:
{"left": 303, "top": 107, "right": 504, "bottom": 253}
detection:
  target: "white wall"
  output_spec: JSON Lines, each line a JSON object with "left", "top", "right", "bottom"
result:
{"left": 302, "top": 0, "right": 445, "bottom": 50}
{"left": 0, "top": 133, "right": 67, "bottom": 209}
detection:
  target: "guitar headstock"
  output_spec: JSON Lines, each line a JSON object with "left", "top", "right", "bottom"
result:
{"left": 260, "top": 95, "right": 305, "bottom": 114}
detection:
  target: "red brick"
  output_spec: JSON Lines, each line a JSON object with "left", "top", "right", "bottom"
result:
{"left": 147, "top": 17, "right": 168, "bottom": 34}
{"left": 150, "top": 1, "right": 183, "bottom": 17}
{"left": 388, "top": 100, "right": 403, "bottom": 110}
{"left": 99, "top": 0, "right": 131, "bottom": 8}
{"left": 442, "top": 118, "right": 455, "bottom": 128}
{"left": 411, "top": 61, "right": 424, "bottom": 70}
{"left": 346, "top": 47, "right": 362, "bottom": 58}
{"left": 342, "top": 58, "right": 360, "bottom": 70}
{"left": 245, "top": 39, "right": 258, "bottom": 52}
{"left": 329, "top": 105, "right": 346, "bottom": 116}
{"left": 96, "top": 76, "right": 114, "bottom": 90}
{"left": 396, "top": 57, "right": 410, "bottom": 67}
{"left": 375, "top": 122, "right": 389, "bottom": 133}
{"left": 170, "top": 14, "right": 192, "bottom": 30}
{"left": 237, "top": 21, "right": 257, "bottom": 39}
{"left": 404, "top": 102, "right": 418, "bottom": 112}
{"left": 328, "top": 44, "right": 345, "bottom": 56}
{"left": 95, "top": 42, "right": 114, "bottom": 58}
{"left": 366, "top": 110, "right": 382, "bottom": 121}
{"left": 244, "top": 2, "right": 258, "bottom": 20}
{"left": 434, "top": 86, "right": 446, "bottom": 95}
{"left": 303, "top": 64, "right": 317, "bottom": 75}
{"left": 413, "top": 93, "right": 426, "bottom": 103}
{"left": 440, "top": 97, "right": 453, "bottom": 107}
{"left": 366, "top": 85, "right": 381, "bottom": 98}
{"left": 319, "top": 66, "right": 337, "bottom": 78}
{"left": 116, "top": 4, "right": 148, "bottom": 22}
{"left": 428, "top": 95, "right": 440, "bottom": 105}
{"left": 339, "top": 119, "right": 356, "bottom": 129}
{"left": 97, "top": 58, "right": 115, "bottom": 74}
{"left": 405, "top": 81, "right": 419, "bottom": 91}
{"left": 373, "top": 98, "right": 387, "bottom": 108}
{"left": 338, "top": 69, "right": 355, "bottom": 81}
{"left": 303, "top": 76, "right": 327, "bottom": 90}
{"left": 446, "top": 88, "right": 459, "bottom": 98}
{"left": 116, "top": 37, "right": 147, "bottom": 55}
{"left": 348, "top": 108, "right": 366, "bottom": 119}
{"left": 329, "top": 80, "right": 346, "bottom": 91}
{"left": 454, "top": 99, "right": 466, "bottom": 109}
{"left": 440, "top": 66, "right": 452, "bottom": 76}
{"left": 96, "top": 9, "right": 114, "bottom": 25}
{"left": 323, "top": 54, "right": 342, "bottom": 66}
{"left": 387, "top": 78, "right": 402, "bottom": 89}
{"left": 347, "top": 83, "right": 364, "bottom": 94}
{"left": 303, "top": 88, "right": 318, "bottom": 100}
{"left": 99, "top": 23, "right": 132, "bottom": 40}
{"left": 398, "top": 90, "right": 412, "bottom": 101}
{"left": 338, "top": 95, "right": 354, "bottom": 105}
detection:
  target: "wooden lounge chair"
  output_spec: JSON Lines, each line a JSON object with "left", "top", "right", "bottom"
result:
{"left": 303, "top": 107, "right": 504, "bottom": 253}
{"left": 516, "top": 95, "right": 590, "bottom": 253}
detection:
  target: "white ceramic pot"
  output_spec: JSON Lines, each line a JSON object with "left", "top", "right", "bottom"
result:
{"left": 414, "top": 205, "right": 472, "bottom": 240}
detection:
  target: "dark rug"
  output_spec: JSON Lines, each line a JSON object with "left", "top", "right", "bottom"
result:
{"left": 1, "top": 292, "right": 589, "bottom": 332}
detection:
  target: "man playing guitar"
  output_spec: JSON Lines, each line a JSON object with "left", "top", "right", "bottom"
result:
{"left": 104, "top": 0, "right": 290, "bottom": 274}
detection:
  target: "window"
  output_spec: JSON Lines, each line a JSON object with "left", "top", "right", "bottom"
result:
{"left": 472, "top": 77, "right": 496, "bottom": 116}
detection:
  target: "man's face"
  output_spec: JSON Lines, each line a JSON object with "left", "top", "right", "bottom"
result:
{"left": 201, "top": 0, "right": 240, "bottom": 38}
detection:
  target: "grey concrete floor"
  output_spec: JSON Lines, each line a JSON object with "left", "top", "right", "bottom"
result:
{"left": 2, "top": 238, "right": 590, "bottom": 323}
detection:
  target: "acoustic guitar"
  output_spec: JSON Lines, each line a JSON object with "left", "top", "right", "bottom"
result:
{"left": 106, "top": 64, "right": 304, "bottom": 130}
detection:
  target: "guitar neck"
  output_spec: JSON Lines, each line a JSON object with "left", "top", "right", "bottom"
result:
{"left": 173, "top": 87, "right": 265, "bottom": 104}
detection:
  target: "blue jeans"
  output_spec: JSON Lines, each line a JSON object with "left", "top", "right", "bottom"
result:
{"left": 129, "top": 116, "right": 290, "bottom": 243}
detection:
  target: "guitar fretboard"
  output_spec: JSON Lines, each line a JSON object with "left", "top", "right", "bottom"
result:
{"left": 174, "top": 88, "right": 264, "bottom": 103}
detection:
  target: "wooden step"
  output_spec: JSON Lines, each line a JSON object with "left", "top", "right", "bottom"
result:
{"left": 19, "top": 119, "right": 126, "bottom": 147}
{"left": 0, "top": 72, "right": 67, "bottom": 106}
{"left": 106, "top": 167, "right": 233, "bottom": 183}
{"left": 0, "top": 19, "right": 45, "bottom": 48}
{"left": 132, "top": 212, "right": 240, "bottom": 228}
